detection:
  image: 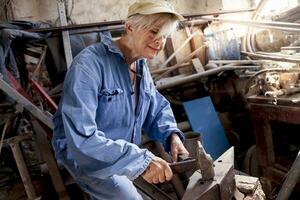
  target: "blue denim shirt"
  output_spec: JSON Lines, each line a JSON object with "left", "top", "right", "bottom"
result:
{"left": 52, "top": 32, "right": 184, "bottom": 181}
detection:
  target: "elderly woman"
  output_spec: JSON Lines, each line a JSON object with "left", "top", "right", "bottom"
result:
{"left": 52, "top": 0, "right": 188, "bottom": 199}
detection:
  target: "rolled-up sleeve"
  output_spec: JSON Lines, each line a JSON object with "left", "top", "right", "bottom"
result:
{"left": 61, "top": 63, "right": 154, "bottom": 180}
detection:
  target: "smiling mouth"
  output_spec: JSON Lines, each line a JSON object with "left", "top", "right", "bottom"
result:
{"left": 148, "top": 46, "right": 159, "bottom": 52}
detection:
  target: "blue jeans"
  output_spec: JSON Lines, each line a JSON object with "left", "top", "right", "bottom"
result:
{"left": 76, "top": 174, "right": 143, "bottom": 200}
{"left": 59, "top": 155, "right": 143, "bottom": 200}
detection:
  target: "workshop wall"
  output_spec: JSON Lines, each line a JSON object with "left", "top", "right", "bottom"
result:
{"left": 10, "top": 0, "right": 225, "bottom": 24}
{"left": 8, "top": 0, "right": 253, "bottom": 69}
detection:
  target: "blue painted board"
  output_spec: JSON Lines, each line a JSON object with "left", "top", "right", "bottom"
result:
{"left": 183, "top": 96, "right": 229, "bottom": 160}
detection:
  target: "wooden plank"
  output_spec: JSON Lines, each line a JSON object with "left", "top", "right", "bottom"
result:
{"left": 250, "top": 103, "right": 300, "bottom": 124}
{"left": 32, "top": 120, "right": 70, "bottom": 200}
{"left": 251, "top": 118, "right": 275, "bottom": 169}
{"left": 164, "top": 38, "right": 177, "bottom": 67}
{"left": 10, "top": 143, "right": 37, "bottom": 200}
{"left": 192, "top": 58, "right": 205, "bottom": 73}
{"left": 0, "top": 76, "right": 53, "bottom": 129}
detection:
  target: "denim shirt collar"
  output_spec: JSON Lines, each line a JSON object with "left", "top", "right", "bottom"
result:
{"left": 100, "top": 31, "right": 123, "bottom": 56}
{"left": 100, "top": 31, "right": 147, "bottom": 76}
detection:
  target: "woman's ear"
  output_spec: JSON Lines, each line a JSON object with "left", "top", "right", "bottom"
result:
{"left": 125, "top": 22, "right": 134, "bottom": 34}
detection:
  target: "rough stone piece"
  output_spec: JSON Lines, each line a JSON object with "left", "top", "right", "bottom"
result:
{"left": 235, "top": 175, "right": 259, "bottom": 195}
{"left": 244, "top": 182, "right": 266, "bottom": 200}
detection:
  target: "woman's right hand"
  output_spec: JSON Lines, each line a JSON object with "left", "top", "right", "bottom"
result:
{"left": 141, "top": 156, "right": 173, "bottom": 184}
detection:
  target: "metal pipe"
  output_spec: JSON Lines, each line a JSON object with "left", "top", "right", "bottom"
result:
{"left": 256, "top": 51, "right": 300, "bottom": 59}
{"left": 27, "top": 8, "right": 255, "bottom": 33}
{"left": 156, "top": 65, "right": 261, "bottom": 90}
{"left": 27, "top": 20, "right": 125, "bottom": 33}
{"left": 66, "top": 25, "right": 124, "bottom": 36}
{"left": 201, "top": 16, "right": 300, "bottom": 28}
{"left": 183, "top": 8, "right": 255, "bottom": 19}
{"left": 151, "top": 63, "right": 191, "bottom": 75}
{"left": 199, "top": 17, "right": 300, "bottom": 33}
{"left": 247, "top": 0, "right": 269, "bottom": 53}
{"left": 281, "top": 46, "right": 300, "bottom": 51}
{"left": 208, "top": 60, "right": 266, "bottom": 64}
{"left": 241, "top": 51, "right": 300, "bottom": 63}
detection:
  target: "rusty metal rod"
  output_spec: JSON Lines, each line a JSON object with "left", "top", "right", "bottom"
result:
{"left": 182, "top": 8, "right": 255, "bottom": 19}
{"left": 151, "top": 63, "right": 191, "bottom": 75}
{"left": 241, "top": 51, "right": 300, "bottom": 63}
{"left": 156, "top": 65, "right": 261, "bottom": 90}
{"left": 26, "top": 8, "right": 255, "bottom": 33}
{"left": 208, "top": 60, "right": 266, "bottom": 64}
{"left": 200, "top": 16, "right": 300, "bottom": 29}
{"left": 281, "top": 46, "right": 300, "bottom": 51}
{"left": 27, "top": 20, "right": 125, "bottom": 33}
{"left": 256, "top": 51, "right": 300, "bottom": 59}
{"left": 196, "top": 19, "right": 300, "bottom": 34}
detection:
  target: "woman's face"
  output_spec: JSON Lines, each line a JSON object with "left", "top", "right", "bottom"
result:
{"left": 130, "top": 25, "right": 167, "bottom": 59}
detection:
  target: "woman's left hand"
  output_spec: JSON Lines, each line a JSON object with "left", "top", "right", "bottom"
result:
{"left": 170, "top": 133, "right": 189, "bottom": 162}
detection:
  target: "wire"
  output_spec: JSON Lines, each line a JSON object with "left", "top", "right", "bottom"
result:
{"left": 68, "top": 0, "right": 74, "bottom": 18}
{"left": 0, "top": 119, "right": 10, "bottom": 157}
{"left": 54, "top": 0, "right": 74, "bottom": 26}
{"left": 65, "top": 0, "right": 74, "bottom": 24}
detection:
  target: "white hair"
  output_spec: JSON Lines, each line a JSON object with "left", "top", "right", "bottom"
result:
{"left": 125, "top": 13, "right": 179, "bottom": 38}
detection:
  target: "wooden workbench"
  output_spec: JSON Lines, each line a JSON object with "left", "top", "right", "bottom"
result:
{"left": 247, "top": 94, "right": 300, "bottom": 196}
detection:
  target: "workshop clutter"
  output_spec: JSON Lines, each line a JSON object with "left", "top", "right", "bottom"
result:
{"left": 1, "top": 4, "right": 300, "bottom": 198}
{"left": 0, "top": 21, "right": 68, "bottom": 199}
{"left": 204, "top": 23, "right": 241, "bottom": 61}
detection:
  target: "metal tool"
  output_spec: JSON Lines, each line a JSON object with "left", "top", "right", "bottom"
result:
{"left": 136, "top": 131, "right": 231, "bottom": 200}
{"left": 169, "top": 158, "right": 197, "bottom": 174}
{"left": 184, "top": 132, "right": 215, "bottom": 181}
{"left": 135, "top": 146, "right": 235, "bottom": 200}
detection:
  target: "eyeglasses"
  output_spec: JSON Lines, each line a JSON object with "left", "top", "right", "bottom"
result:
{"left": 149, "top": 29, "right": 169, "bottom": 40}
